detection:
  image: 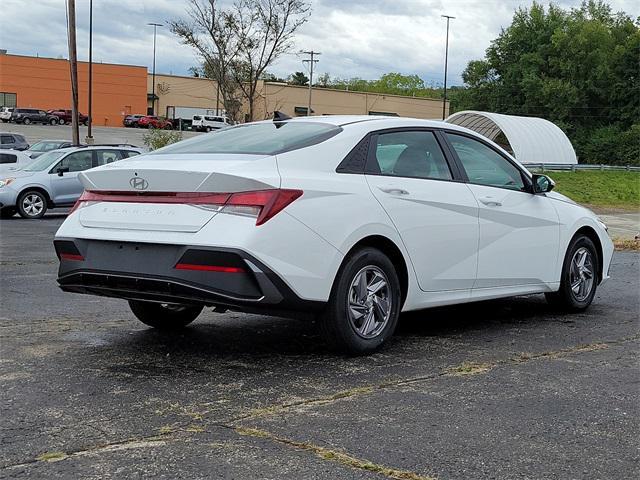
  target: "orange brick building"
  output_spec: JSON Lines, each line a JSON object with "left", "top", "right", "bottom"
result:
{"left": 0, "top": 53, "right": 147, "bottom": 127}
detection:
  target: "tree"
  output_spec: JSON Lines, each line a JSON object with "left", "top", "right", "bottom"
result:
{"left": 455, "top": 0, "right": 639, "bottom": 164}
{"left": 288, "top": 71, "right": 308, "bottom": 86}
{"left": 171, "top": 0, "right": 310, "bottom": 122}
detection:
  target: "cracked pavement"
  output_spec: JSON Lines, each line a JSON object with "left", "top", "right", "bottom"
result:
{"left": 1, "top": 216, "right": 638, "bottom": 479}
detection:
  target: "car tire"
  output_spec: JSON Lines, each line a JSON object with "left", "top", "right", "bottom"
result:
{"left": 17, "top": 190, "right": 48, "bottom": 219}
{"left": 0, "top": 207, "right": 16, "bottom": 219}
{"left": 206, "top": 127, "right": 212, "bottom": 132}
{"left": 545, "top": 235, "right": 599, "bottom": 311}
{"left": 23, "top": 118, "right": 31, "bottom": 125}
{"left": 320, "top": 247, "right": 401, "bottom": 355}
{"left": 128, "top": 300, "right": 203, "bottom": 330}
{"left": 83, "top": 120, "right": 89, "bottom": 126}
{"left": 49, "top": 118, "right": 58, "bottom": 125}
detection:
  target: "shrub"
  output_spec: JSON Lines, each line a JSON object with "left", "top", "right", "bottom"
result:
{"left": 142, "top": 129, "right": 183, "bottom": 151}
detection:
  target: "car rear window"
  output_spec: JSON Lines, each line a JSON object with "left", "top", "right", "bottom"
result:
{"left": 156, "top": 122, "right": 342, "bottom": 156}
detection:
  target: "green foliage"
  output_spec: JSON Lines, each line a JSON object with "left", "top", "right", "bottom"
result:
{"left": 545, "top": 171, "right": 640, "bottom": 209}
{"left": 288, "top": 71, "right": 309, "bottom": 86}
{"left": 142, "top": 130, "right": 184, "bottom": 151}
{"left": 455, "top": 1, "right": 640, "bottom": 165}
{"left": 317, "top": 72, "right": 442, "bottom": 99}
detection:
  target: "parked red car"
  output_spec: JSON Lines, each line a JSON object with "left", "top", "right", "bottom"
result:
{"left": 137, "top": 115, "right": 173, "bottom": 129}
{"left": 47, "top": 109, "right": 89, "bottom": 126}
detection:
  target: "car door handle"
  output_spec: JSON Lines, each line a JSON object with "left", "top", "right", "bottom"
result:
{"left": 379, "top": 187, "right": 409, "bottom": 195}
{"left": 478, "top": 196, "right": 502, "bottom": 207}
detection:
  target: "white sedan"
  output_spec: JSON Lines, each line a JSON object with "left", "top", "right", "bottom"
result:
{"left": 54, "top": 115, "right": 613, "bottom": 354}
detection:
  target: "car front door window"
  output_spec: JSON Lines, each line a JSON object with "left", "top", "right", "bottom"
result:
{"left": 53, "top": 151, "right": 93, "bottom": 173}
{"left": 446, "top": 133, "right": 526, "bottom": 191}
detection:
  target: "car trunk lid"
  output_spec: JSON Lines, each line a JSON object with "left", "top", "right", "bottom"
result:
{"left": 76, "top": 153, "right": 281, "bottom": 232}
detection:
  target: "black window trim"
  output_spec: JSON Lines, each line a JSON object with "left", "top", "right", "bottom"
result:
{"left": 441, "top": 129, "right": 534, "bottom": 194}
{"left": 335, "top": 126, "right": 466, "bottom": 183}
{"left": 49, "top": 150, "right": 97, "bottom": 174}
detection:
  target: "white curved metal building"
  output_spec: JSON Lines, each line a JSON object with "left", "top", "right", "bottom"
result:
{"left": 446, "top": 110, "right": 577, "bottom": 165}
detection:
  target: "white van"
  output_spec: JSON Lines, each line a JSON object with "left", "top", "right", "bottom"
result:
{"left": 192, "top": 115, "right": 231, "bottom": 132}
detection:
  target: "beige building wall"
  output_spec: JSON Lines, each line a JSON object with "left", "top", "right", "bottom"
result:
{"left": 147, "top": 74, "right": 448, "bottom": 121}
{"left": 257, "top": 82, "right": 447, "bottom": 120}
{"left": 147, "top": 74, "right": 222, "bottom": 117}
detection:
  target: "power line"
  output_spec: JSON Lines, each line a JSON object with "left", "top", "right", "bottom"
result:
{"left": 301, "top": 50, "right": 321, "bottom": 116}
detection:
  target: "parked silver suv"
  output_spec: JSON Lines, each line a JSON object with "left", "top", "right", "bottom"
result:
{"left": 0, "top": 145, "right": 141, "bottom": 219}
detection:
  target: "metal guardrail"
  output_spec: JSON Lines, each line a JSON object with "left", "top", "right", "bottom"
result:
{"left": 524, "top": 163, "right": 640, "bottom": 172}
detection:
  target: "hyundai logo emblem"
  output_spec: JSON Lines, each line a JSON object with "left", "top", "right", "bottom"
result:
{"left": 129, "top": 177, "right": 149, "bottom": 190}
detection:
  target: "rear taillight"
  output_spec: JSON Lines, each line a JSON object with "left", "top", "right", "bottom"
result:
{"left": 223, "top": 189, "right": 303, "bottom": 226}
{"left": 70, "top": 189, "right": 303, "bottom": 226}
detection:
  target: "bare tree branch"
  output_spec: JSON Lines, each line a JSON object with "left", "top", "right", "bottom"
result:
{"left": 170, "top": 0, "right": 310, "bottom": 122}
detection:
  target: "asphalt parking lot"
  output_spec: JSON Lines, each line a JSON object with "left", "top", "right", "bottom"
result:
{"left": 1, "top": 123, "right": 200, "bottom": 147}
{"left": 1, "top": 216, "right": 638, "bottom": 479}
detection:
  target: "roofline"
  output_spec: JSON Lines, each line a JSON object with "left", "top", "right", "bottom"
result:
{"left": 264, "top": 82, "right": 448, "bottom": 104}
{"left": 0, "top": 52, "right": 147, "bottom": 70}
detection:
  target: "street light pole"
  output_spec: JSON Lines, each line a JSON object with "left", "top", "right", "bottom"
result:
{"left": 441, "top": 15, "right": 455, "bottom": 120}
{"left": 148, "top": 23, "right": 162, "bottom": 116}
{"left": 86, "top": 0, "right": 93, "bottom": 143}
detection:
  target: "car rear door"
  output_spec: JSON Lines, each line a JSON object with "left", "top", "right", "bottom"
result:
{"left": 443, "top": 131, "right": 559, "bottom": 290}
{"left": 365, "top": 129, "right": 480, "bottom": 292}
{"left": 49, "top": 150, "right": 94, "bottom": 205}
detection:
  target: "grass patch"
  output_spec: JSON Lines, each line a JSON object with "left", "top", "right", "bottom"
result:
{"left": 447, "top": 361, "right": 494, "bottom": 376}
{"left": 540, "top": 171, "right": 640, "bottom": 210}
{"left": 235, "top": 427, "right": 435, "bottom": 480}
{"left": 613, "top": 238, "right": 640, "bottom": 251}
{"left": 37, "top": 451, "right": 68, "bottom": 462}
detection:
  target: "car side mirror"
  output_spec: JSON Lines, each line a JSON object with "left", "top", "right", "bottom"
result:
{"left": 532, "top": 174, "right": 555, "bottom": 194}
{"left": 57, "top": 166, "right": 70, "bottom": 177}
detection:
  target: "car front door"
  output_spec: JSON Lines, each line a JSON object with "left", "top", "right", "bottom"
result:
{"left": 444, "top": 132, "right": 560, "bottom": 290}
{"left": 365, "top": 129, "right": 480, "bottom": 292}
{"left": 49, "top": 150, "right": 94, "bottom": 205}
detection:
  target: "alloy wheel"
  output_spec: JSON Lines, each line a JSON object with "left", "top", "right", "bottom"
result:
{"left": 570, "top": 247, "right": 594, "bottom": 301}
{"left": 347, "top": 266, "right": 392, "bottom": 339}
{"left": 22, "top": 194, "right": 44, "bottom": 217}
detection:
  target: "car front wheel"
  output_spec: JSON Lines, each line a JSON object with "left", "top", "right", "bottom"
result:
{"left": 23, "top": 118, "right": 31, "bottom": 125}
{"left": 129, "top": 300, "right": 203, "bottom": 330}
{"left": 321, "top": 247, "right": 401, "bottom": 355}
{"left": 49, "top": 118, "right": 58, "bottom": 125}
{"left": 546, "top": 235, "right": 599, "bottom": 311}
{"left": 17, "top": 190, "right": 47, "bottom": 219}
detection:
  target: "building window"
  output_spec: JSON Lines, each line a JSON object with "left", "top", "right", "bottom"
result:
{"left": 369, "top": 111, "right": 399, "bottom": 116}
{"left": 0, "top": 92, "right": 17, "bottom": 108}
{"left": 294, "top": 106, "right": 314, "bottom": 116}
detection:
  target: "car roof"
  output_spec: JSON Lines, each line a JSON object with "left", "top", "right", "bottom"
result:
{"left": 256, "top": 114, "right": 454, "bottom": 128}
{"left": 56, "top": 145, "right": 142, "bottom": 153}
{"left": 0, "top": 132, "right": 27, "bottom": 137}
{"left": 31, "top": 139, "right": 70, "bottom": 143}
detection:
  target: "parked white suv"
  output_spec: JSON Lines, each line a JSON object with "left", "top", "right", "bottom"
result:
{"left": 192, "top": 115, "right": 230, "bottom": 132}
{"left": 0, "top": 107, "right": 14, "bottom": 123}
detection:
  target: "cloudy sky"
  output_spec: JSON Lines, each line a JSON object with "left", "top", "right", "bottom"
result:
{"left": 2, "top": 0, "right": 638, "bottom": 85}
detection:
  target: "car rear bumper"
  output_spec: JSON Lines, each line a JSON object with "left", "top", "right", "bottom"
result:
{"left": 55, "top": 238, "right": 324, "bottom": 318}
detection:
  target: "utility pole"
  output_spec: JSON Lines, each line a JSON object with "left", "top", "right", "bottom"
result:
{"left": 441, "top": 15, "right": 455, "bottom": 120}
{"left": 67, "top": 0, "right": 80, "bottom": 145}
{"left": 86, "top": 0, "right": 93, "bottom": 143}
{"left": 148, "top": 23, "right": 162, "bottom": 116}
{"left": 301, "top": 50, "right": 321, "bottom": 116}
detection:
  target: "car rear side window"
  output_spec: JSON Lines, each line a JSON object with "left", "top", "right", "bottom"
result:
{"left": 0, "top": 153, "right": 17, "bottom": 164}
{"left": 1, "top": 135, "right": 13, "bottom": 144}
{"left": 446, "top": 133, "right": 526, "bottom": 191}
{"left": 370, "top": 131, "right": 452, "bottom": 180}
{"left": 95, "top": 150, "right": 123, "bottom": 166}
{"left": 156, "top": 122, "right": 342, "bottom": 156}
